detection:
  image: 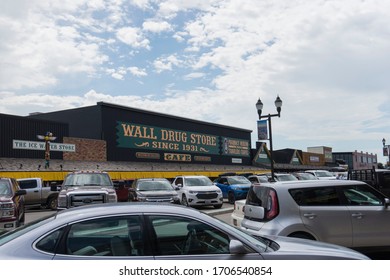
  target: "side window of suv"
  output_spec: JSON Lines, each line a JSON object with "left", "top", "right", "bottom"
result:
{"left": 290, "top": 187, "right": 340, "bottom": 206}
{"left": 341, "top": 185, "right": 383, "bottom": 206}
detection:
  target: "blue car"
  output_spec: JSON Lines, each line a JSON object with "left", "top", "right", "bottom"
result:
{"left": 213, "top": 176, "right": 251, "bottom": 204}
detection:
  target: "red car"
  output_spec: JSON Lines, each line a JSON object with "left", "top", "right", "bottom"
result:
{"left": 113, "top": 179, "right": 134, "bottom": 202}
{"left": 0, "top": 177, "right": 26, "bottom": 230}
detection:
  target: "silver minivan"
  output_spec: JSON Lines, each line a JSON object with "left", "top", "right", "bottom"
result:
{"left": 241, "top": 180, "right": 390, "bottom": 253}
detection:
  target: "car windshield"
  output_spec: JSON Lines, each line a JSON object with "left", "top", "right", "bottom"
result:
{"left": 63, "top": 173, "right": 113, "bottom": 187}
{"left": 227, "top": 176, "right": 251, "bottom": 184}
{"left": 276, "top": 174, "right": 298, "bottom": 181}
{"left": 0, "top": 181, "right": 11, "bottom": 195}
{"left": 315, "top": 171, "right": 334, "bottom": 177}
{"left": 185, "top": 177, "right": 213, "bottom": 186}
{"left": 137, "top": 181, "right": 173, "bottom": 191}
{"left": 296, "top": 173, "right": 316, "bottom": 180}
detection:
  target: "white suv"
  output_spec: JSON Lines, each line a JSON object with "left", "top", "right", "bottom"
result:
{"left": 172, "top": 175, "right": 223, "bottom": 209}
{"left": 241, "top": 180, "right": 390, "bottom": 253}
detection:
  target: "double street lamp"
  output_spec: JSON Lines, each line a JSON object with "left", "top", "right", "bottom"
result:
{"left": 383, "top": 138, "right": 390, "bottom": 167}
{"left": 256, "top": 96, "right": 283, "bottom": 182}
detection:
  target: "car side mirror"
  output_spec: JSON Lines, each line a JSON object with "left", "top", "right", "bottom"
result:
{"left": 176, "top": 184, "right": 182, "bottom": 188}
{"left": 16, "top": 189, "right": 27, "bottom": 196}
{"left": 229, "top": 239, "right": 249, "bottom": 254}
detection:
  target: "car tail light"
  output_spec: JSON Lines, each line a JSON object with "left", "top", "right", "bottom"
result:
{"left": 265, "top": 189, "right": 279, "bottom": 220}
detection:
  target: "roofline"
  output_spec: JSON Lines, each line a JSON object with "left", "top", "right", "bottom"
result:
{"left": 97, "top": 101, "right": 252, "bottom": 133}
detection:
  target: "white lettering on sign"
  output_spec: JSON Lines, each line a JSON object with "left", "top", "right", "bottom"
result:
{"left": 12, "top": 140, "right": 76, "bottom": 152}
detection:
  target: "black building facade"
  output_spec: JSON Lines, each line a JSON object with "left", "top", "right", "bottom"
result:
{"left": 28, "top": 102, "right": 253, "bottom": 165}
{"left": 0, "top": 113, "right": 69, "bottom": 160}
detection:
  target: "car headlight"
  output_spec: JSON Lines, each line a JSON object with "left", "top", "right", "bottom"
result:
{"left": 0, "top": 202, "right": 15, "bottom": 217}
{"left": 108, "top": 191, "right": 117, "bottom": 202}
{"left": 216, "top": 189, "right": 222, "bottom": 194}
{"left": 57, "top": 195, "right": 67, "bottom": 207}
{"left": 189, "top": 190, "right": 198, "bottom": 194}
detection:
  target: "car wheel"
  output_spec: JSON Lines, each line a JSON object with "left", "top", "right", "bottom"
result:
{"left": 228, "top": 192, "right": 235, "bottom": 204}
{"left": 214, "top": 204, "right": 223, "bottom": 209}
{"left": 288, "top": 232, "right": 316, "bottom": 240}
{"left": 48, "top": 196, "right": 58, "bottom": 210}
{"left": 181, "top": 194, "right": 189, "bottom": 207}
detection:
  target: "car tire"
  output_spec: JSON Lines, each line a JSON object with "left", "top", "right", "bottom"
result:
{"left": 228, "top": 192, "right": 235, "bottom": 204}
{"left": 48, "top": 196, "right": 58, "bottom": 210}
{"left": 288, "top": 232, "right": 316, "bottom": 240}
{"left": 214, "top": 204, "right": 223, "bottom": 209}
{"left": 181, "top": 195, "right": 189, "bottom": 207}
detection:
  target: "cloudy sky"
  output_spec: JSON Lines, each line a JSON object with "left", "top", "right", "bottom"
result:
{"left": 1, "top": 0, "right": 389, "bottom": 164}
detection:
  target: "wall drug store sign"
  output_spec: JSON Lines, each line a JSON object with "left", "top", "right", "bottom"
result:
{"left": 116, "top": 122, "right": 250, "bottom": 158}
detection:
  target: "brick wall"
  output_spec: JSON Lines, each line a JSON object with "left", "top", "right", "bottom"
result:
{"left": 63, "top": 137, "right": 107, "bottom": 161}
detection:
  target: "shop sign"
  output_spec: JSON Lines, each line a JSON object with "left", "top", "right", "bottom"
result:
{"left": 12, "top": 140, "right": 76, "bottom": 152}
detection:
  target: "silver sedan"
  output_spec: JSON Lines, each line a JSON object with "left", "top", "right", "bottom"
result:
{"left": 0, "top": 203, "right": 369, "bottom": 260}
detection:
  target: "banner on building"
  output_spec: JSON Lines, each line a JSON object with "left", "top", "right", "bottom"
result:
{"left": 257, "top": 120, "right": 268, "bottom": 140}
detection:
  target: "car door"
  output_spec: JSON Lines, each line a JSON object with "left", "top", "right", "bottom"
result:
{"left": 340, "top": 184, "right": 390, "bottom": 248}
{"left": 50, "top": 215, "right": 154, "bottom": 259}
{"left": 148, "top": 215, "right": 251, "bottom": 260}
{"left": 17, "top": 179, "right": 41, "bottom": 206}
{"left": 297, "top": 187, "right": 353, "bottom": 247}
{"left": 214, "top": 178, "right": 228, "bottom": 197}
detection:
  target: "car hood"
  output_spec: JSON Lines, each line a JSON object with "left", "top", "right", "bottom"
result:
{"left": 137, "top": 190, "right": 178, "bottom": 197}
{"left": 261, "top": 235, "right": 369, "bottom": 260}
{"left": 185, "top": 185, "right": 221, "bottom": 192}
{"left": 0, "top": 195, "right": 12, "bottom": 202}
{"left": 62, "top": 186, "right": 115, "bottom": 192}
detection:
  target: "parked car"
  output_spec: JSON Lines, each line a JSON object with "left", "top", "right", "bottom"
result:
{"left": 0, "top": 177, "right": 26, "bottom": 230}
{"left": 172, "top": 175, "right": 223, "bottom": 209}
{"left": 0, "top": 203, "right": 369, "bottom": 259}
{"left": 241, "top": 180, "right": 390, "bottom": 253}
{"left": 305, "top": 170, "right": 337, "bottom": 180}
{"left": 230, "top": 199, "right": 246, "bottom": 228}
{"left": 129, "top": 178, "right": 180, "bottom": 204}
{"left": 113, "top": 179, "right": 134, "bottom": 202}
{"left": 248, "top": 174, "right": 269, "bottom": 184}
{"left": 57, "top": 171, "right": 117, "bottom": 209}
{"left": 273, "top": 173, "right": 299, "bottom": 182}
{"left": 213, "top": 175, "right": 251, "bottom": 204}
{"left": 17, "top": 178, "right": 59, "bottom": 210}
{"left": 293, "top": 172, "right": 318, "bottom": 180}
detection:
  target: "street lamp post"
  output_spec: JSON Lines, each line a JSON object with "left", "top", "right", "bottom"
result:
{"left": 383, "top": 138, "right": 390, "bottom": 167}
{"left": 256, "top": 96, "right": 283, "bottom": 182}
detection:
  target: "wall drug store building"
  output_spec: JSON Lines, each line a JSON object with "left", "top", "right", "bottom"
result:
{"left": 1, "top": 102, "right": 262, "bottom": 180}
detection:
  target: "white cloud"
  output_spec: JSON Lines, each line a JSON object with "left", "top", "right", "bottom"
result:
{"left": 116, "top": 27, "right": 151, "bottom": 49}
{"left": 1, "top": 0, "right": 390, "bottom": 164}
{"left": 153, "top": 55, "right": 182, "bottom": 73}
{"left": 143, "top": 20, "right": 172, "bottom": 33}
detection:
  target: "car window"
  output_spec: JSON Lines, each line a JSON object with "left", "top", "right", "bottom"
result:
{"left": 175, "top": 178, "right": 183, "bottom": 186}
{"left": 341, "top": 185, "right": 383, "bottom": 206}
{"left": 51, "top": 216, "right": 146, "bottom": 256}
{"left": 138, "top": 181, "right": 172, "bottom": 191}
{"left": 227, "top": 176, "right": 250, "bottom": 184}
{"left": 0, "top": 181, "right": 11, "bottom": 195}
{"left": 185, "top": 177, "right": 213, "bottom": 186}
{"left": 18, "top": 179, "right": 38, "bottom": 189}
{"left": 36, "top": 228, "right": 65, "bottom": 253}
{"left": 290, "top": 187, "right": 340, "bottom": 206}
{"left": 149, "top": 215, "right": 230, "bottom": 255}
